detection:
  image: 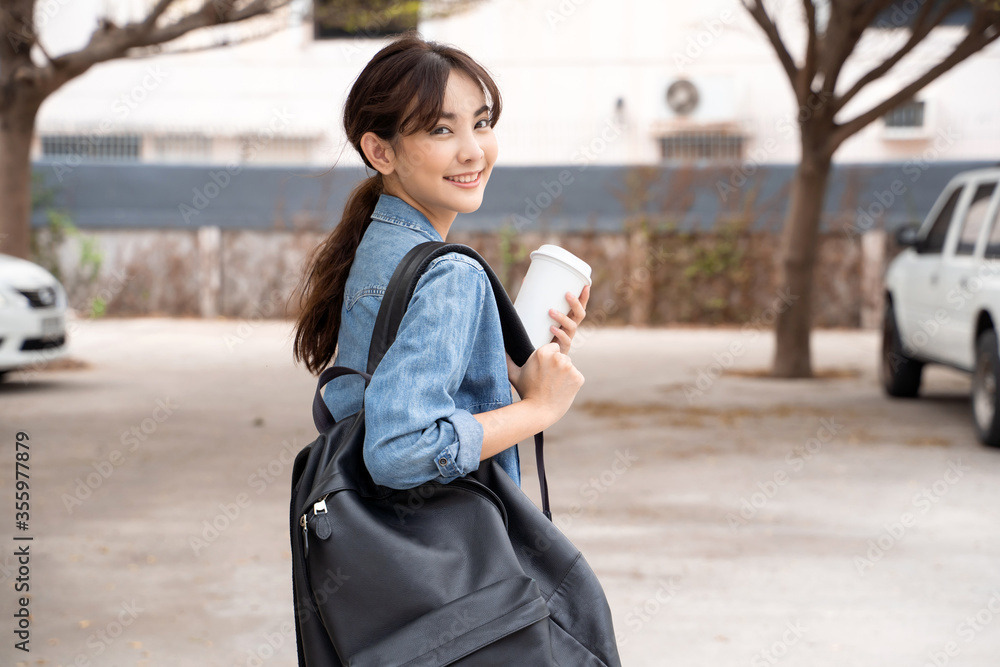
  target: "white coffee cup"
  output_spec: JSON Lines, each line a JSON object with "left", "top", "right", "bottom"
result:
{"left": 513, "top": 244, "right": 593, "bottom": 350}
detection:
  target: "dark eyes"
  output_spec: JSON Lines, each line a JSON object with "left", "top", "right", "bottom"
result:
{"left": 431, "top": 117, "right": 491, "bottom": 134}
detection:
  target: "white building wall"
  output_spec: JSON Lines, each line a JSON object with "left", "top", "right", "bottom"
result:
{"left": 31, "top": 0, "right": 1000, "bottom": 167}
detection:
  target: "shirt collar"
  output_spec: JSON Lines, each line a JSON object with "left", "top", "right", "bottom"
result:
{"left": 370, "top": 194, "right": 443, "bottom": 242}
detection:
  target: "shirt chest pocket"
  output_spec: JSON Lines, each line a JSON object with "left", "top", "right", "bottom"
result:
{"left": 344, "top": 285, "right": 386, "bottom": 312}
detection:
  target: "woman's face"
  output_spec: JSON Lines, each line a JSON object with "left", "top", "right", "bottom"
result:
{"left": 381, "top": 70, "right": 498, "bottom": 233}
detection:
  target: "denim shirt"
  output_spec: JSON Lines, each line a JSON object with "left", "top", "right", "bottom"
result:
{"left": 323, "top": 194, "right": 520, "bottom": 489}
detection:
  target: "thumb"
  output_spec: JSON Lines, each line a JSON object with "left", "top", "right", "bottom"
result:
{"left": 506, "top": 352, "right": 522, "bottom": 387}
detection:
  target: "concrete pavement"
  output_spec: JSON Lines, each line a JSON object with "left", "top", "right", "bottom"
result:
{"left": 1, "top": 317, "right": 998, "bottom": 667}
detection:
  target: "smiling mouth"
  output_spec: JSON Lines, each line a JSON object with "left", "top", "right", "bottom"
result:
{"left": 444, "top": 171, "right": 482, "bottom": 185}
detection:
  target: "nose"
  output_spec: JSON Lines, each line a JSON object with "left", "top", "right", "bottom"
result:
{"left": 458, "top": 128, "right": 485, "bottom": 164}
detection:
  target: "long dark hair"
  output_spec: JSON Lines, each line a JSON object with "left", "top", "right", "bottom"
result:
{"left": 292, "top": 32, "right": 502, "bottom": 376}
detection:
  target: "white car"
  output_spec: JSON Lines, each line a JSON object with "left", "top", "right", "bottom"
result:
{"left": 0, "top": 254, "right": 69, "bottom": 379}
{"left": 883, "top": 166, "right": 1000, "bottom": 446}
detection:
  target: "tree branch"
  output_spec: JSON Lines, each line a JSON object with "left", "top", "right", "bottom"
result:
{"left": 134, "top": 0, "right": 288, "bottom": 48}
{"left": 37, "top": 0, "right": 291, "bottom": 94}
{"left": 833, "top": 0, "right": 964, "bottom": 113}
{"left": 743, "top": 0, "right": 801, "bottom": 100}
{"left": 138, "top": 0, "right": 182, "bottom": 31}
{"left": 827, "top": 14, "right": 1000, "bottom": 154}
{"left": 819, "top": 0, "right": 896, "bottom": 101}
{"left": 799, "top": 0, "right": 818, "bottom": 101}
{"left": 125, "top": 21, "right": 286, "bottom": 59}
{"left": 32, "top": 35, "right": 54, "bottom": 64}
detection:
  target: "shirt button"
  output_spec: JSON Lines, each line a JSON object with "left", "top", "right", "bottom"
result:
{"left": 439, "top": 458, "right": 448, "bottom": 466}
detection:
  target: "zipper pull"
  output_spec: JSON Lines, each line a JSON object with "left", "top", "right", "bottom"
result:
{"left": 300, "top": 513, "right": 309, "bottom": 556}
{"left": 313, "top": 496, "right": 333, "bottom": 540}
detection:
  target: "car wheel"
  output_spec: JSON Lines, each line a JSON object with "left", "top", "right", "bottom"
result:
{"left": 972, "top": 329, "right": 1000, "bottom": 448}
{"left": 881, "top": 301, "right": 924, "bottom": 397}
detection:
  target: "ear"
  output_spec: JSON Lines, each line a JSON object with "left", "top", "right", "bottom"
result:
{"left": 360, "top": 132, "right": 396, "bottom": 176}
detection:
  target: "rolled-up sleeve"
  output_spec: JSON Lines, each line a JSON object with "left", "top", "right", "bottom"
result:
{"left": 363, "top": 255, "right": 488, "bottom": 489}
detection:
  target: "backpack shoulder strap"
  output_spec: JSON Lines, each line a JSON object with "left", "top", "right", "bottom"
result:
{"left": 366, "top": 241, "right": 534, "bottom": 374}
{"left": 366, "top": 241, "right": 551, "bottom": 520}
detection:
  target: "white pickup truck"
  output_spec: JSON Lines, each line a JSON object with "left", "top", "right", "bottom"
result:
{"left": 883, "top": 167, "right": 1000, "bottom": 446}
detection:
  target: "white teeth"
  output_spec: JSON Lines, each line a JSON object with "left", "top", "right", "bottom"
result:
{"left": 446, "top": 172, "right": 479, "bottom": 184}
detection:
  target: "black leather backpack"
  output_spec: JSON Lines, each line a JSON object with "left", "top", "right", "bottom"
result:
{"left": 290, "top": 241, "right": 621, "bottom": 666}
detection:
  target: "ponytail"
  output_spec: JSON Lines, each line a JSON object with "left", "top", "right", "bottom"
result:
{"left": 292, "top": 173, "right": 383, "bottom": 375}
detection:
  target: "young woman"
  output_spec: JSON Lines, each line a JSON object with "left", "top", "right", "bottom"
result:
{"left": 292, "top": 33, "right": 590, "bottom": 490}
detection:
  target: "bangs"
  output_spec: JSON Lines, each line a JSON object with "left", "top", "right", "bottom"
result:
{"left": 397, "top": 52, "right": 502, "bottom": 136}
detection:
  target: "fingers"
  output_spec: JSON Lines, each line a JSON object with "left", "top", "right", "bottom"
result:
{"left": 548, "top": 307, "right": 579, "bottom": 335}
{"left": 549, "top": 324, "right": 572, "bottom": 355}
{"left": 564, "top": 289, "right": 587, "bottom": 324}
{"left": 535, "top": 341, "right": 563, "bottom": 359}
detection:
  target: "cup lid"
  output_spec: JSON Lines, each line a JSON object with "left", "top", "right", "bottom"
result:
{"left": 529, "top": 244, "right": 593, "bottom": 284}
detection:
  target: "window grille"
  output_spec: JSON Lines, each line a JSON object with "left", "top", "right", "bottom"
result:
{"left": 40, "top": 134, "right": 141, "bottom": 161}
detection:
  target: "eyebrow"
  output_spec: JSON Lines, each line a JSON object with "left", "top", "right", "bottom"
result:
{"left": 439, "top": 105, "right": 490, "bottom": 121}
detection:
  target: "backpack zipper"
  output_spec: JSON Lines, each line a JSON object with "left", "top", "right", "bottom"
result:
{"left": 300, "top": 495, "right": 329, "bottom": 556}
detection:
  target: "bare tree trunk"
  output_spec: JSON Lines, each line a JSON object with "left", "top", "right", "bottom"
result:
{"left": 771, "top": 145, "right": 832, "bottom": 378}
{"left": 627, "top": 223, "right": 654, "bottom": 326}
{"left": 0, "top": 98, "right": 42, "bottom": 260}
{"left": 0, "top": 0, "right": 300, "bottom": 260}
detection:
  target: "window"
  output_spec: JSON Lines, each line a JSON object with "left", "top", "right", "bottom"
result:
{"left": 239, "top": 134, "right": 315, "bottom": 164}
{"left": 41, "top": 134, "right": 141, "bottom": 161}
{"left": 955, "top": 183, "right": 997, "bottom": 256}
{"left": 920, "top": 186, "right": 962, "bottom": 254}
{"left": 313, "top": 0, "right": 418, "bottom": 39}
{"left": 983, "top": 197, "right": 1000, "bottom": 260}
{"left": 884, "top": 100, "right": 924, "bottom": 128}
{"left": 872, "top": 2, "right": 973, "bottom": 29}
{"left": 659, "top": 131, "right": 744, "bottom": 163}
{"left": 152, "top": 133, "right": 212, "bottom": 162}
